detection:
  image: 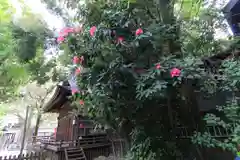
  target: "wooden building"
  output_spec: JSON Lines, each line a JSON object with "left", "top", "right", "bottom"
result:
{"left": 43, "top": 81, "right": 95, "bottom": 141}
{"left": 41, "top": 81, "right": 113, "bottom": 160}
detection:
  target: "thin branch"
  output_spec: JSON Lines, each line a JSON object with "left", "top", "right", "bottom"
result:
{"left": 28, "top": 91, "right": 35, "bottom": 99}
{"left": 39, "top": 85, "right": 55, "bottom": 108}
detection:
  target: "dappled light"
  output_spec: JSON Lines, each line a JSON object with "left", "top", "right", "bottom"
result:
{"left": 1, "top": 0, "right": 240, "bottom": 159}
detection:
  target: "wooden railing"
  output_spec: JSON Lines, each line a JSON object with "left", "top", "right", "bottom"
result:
{"left": 0, "top": 152, "right": 45, "bottom": 160}
{"left": 32, "top": 135, "right": 54, "bottom": 142}
{"left": 41, "top": 134, "right": 110, "bottom": 149}
{"left": 174, "top": 125, "right": 233, "bottom": 138}
{"left": 153, "top": 125, "right": 234, "bottom": 139}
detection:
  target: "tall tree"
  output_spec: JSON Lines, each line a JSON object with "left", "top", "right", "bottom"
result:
{"left": 44, "top": 0, "right": 236, "bottom": 159}
{"left": 0, "top": 0, "right": 30, "bottom": 102}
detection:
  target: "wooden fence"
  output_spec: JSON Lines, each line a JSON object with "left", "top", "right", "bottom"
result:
{"left": 0, "top": 152, "right": 45, "bottom": 160}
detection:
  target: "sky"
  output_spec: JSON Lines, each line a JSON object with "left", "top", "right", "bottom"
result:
{"left": 10, "top": 0, "right": 65, "bottom": 30}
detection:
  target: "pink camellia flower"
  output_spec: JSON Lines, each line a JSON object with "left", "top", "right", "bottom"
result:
{"left": 73, "top": 56, "right": 79, "bottom": 64}
{"left": 90, "top": 26, "right": 97, "bottom": 37}
{"left": 135, "top": 28, "right": 143, "bottom": 36}
{"left": 79, "top": 100, "right": 84, "bottom": 105}
{"left": 117, "top": 36, "right": 124, "bottom": 43}
{"left": 74, "top": 24, "right": 83, "bottom": 33}
{"left": 59, "top": 27, "right": 74, "bottom": 36}
{"left": 75, "top": 68, "right": 81, "bottom": 76}
{"left": 170, "top": 68, "right": 181, "bottom": 78}
{"left": 155, "top": 63, "right": 161, "bottom": 69}
{"left": 71, "top": 89, "right": 78, "bottom": 94}
{"left": 64, "top": 27, "right": 74, "bottom": 33}
{"left": 59, "top": 31, "right": 67, "bottom": 37}
{"left": 57, "top": 36, "right": 64, "bottom": 43}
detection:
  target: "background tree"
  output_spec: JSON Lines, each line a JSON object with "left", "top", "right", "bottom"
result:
{"left": 0, "top": 1, "right": 62, "bottom": 151}
{"left": 0, "top": 0, "right": 30, "bottom": 102}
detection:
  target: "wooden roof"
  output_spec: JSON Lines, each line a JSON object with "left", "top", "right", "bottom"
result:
{"left": 43, "top": 81, "right": 71, "bottom": 113}
{"left": 223, "top": 0, "right": 240, "bottom": 35}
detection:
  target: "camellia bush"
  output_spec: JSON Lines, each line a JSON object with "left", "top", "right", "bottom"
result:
{"left": 54, "top": 0, "right": 240, "bottom": 159}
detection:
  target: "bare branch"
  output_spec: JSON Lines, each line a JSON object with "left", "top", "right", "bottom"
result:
{"left": 39, "top": 85, "right": 55, "bottom": 108}
{"left": 28, "top": 91, "right": 35, "bottom": 99}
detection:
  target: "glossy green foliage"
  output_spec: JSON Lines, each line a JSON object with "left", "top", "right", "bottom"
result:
{"left": 48, "top": 0, "right": 239, "bottom": 159}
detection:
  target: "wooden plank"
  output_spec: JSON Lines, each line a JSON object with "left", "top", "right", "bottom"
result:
{"left": 64, "top": 148, "right": 69, "bottom": 160}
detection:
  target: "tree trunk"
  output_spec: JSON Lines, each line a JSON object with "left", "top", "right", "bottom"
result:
{"left": 32, "top": 113, "right": 41, "bottom": 143}
{"left": 25, "top": 108, "right": 34, "bottom": 151}
{"left": 19, "top": 105, "right": 30, "bottom": 155}
{"left": 158, "top": 0, "right": 181, "bottom": 56}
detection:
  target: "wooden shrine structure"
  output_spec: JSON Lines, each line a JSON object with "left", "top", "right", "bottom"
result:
{"left": 43, "top": 81, "right": 95, "bottom": 141}
{"left": 40, "top": 81, "right": 115, "bottom": 160}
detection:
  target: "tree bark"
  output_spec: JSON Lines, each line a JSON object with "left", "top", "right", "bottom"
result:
{"left": 157, "top": 0, "right": 181, "bottom": 56}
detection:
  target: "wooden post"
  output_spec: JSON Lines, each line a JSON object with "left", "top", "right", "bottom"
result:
{"left": 20, "top": 105, "right": 30, "bottom": 156}
{"left": 33, "top": 113, "right": 42, "bottom": 144}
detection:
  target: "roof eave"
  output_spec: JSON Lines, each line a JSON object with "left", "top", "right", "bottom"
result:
{"left": 43, "top": 86, "right": 62, "bottom": 112}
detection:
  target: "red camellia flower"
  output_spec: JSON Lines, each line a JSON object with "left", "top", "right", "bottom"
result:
{"left": 135, "top": 28, "right": 143, "bottom": 36}
{"left": 75, "top": 68, "right": 81, "bottom": 75}
{"left": 59, "top": 27, "right": 74, "bottom": 37}
{"left": 117, "top": 36, "right": 124, "bottom": 43}
{"left": 57, "top": 27, "right": 75, "bottom": 43}
{"left": 74, "top": 24, "right": 83, "bottom": 33}
{"left": 65, "top": 27, "right": 74, "bottom": 33}
{"left": 79, "top": 100, "right": 84, "bottom": 105}
{"left": 73, "top": 56, "right": 79, "bottom": 64}
{"left": 71, "top": 89, "right": 78, "bottom": 94}
{"left": 170, "top": 68, "right": 181, "bottom": 78}
{"left": 57, "top": 36, "right": 64, "bottom": 43}
{"left": 155, "top": 63, "right": 161, "bottom": 69}
{"left": 90, "top": 26, "right": 97, "bottom": 37}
